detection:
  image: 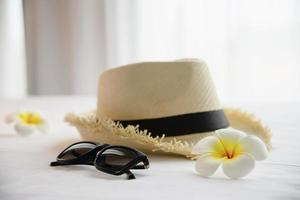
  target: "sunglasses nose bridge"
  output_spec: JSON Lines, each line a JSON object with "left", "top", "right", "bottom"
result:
{"left": 93, "top": 149, "right": 106, "bottom": 167}
{"left": 94, "top": 151, "right": 101, "bottom": 161}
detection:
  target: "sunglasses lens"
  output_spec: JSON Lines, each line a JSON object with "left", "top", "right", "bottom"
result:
{"left": 58, "top": 142, "right": 96, "bottom": 160}
{"left": 96, "top": 148, "right": 137, "bottom": 169}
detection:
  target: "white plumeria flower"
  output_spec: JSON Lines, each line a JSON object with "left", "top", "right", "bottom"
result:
{"left": 193, "top": 129, "right": 268, "bottom": 179}
{"left": 5, "top": 110, "right": 49, "bottom": 136}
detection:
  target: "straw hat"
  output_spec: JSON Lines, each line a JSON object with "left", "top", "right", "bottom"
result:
{"left": 65, "top": 59, "right": 271, "bottom": 159}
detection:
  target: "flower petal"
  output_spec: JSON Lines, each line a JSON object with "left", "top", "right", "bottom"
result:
{"left": 222, "top": 153, "right": 255, "bottom": 178}
{"left": 239, "top": 135, "right": 268, "bottom": 161}
{"left": 192, "top": 136, "right": 224, "bottom": 155}
{"left": 37, "top": 120, "right": 49, "bottom": 133}
{"left": 4, "top": 112, "right": 17, "bottom": 123}
{"left": 195, "top": 154, "right": 222, "bottom": 177}
{"left": 215, "top": 128, "right": 246, "bottom": 142}
{"left": 14, "top": 123, "right": 36, "bottom": 136}
{"left": 214, "top": 129, "right": 246, "bottom": 157}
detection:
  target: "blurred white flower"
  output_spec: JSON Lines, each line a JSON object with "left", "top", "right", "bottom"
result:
{"left": 193, "top": 129, "right": 268, "bottom": 179}
{"left": 5, "top": 110, "right": 49, "bottom": 136}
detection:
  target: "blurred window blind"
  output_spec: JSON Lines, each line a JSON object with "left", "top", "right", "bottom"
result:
{"left": 0, "top": 0, "right": 27, "bottom": 97}
{"left": 1, "top": 0, "right": 299, "bottom": 103}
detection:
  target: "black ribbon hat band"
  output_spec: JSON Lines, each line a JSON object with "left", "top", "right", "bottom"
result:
{"left": 117, "top": 110, "right": 229, "bottom": 137}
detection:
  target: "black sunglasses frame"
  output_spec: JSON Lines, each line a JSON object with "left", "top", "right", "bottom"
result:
{"left": 50, "top": 141, "right": 149, "bottom": 180}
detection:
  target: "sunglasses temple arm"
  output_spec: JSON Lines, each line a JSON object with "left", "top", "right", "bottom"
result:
{"left": 50, "top": 161, "right": 94, "bottom": 167}
{"left": 50, "top": 161, "right": 61, "bottom": 166}
{"left": 126, "top": 170, "right": 136, "bottom": 180}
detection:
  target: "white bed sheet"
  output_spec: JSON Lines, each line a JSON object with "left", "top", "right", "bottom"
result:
{"left": 0, "top": 97, "right": 299, "bottom": 200}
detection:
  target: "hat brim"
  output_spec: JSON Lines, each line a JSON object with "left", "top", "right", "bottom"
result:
{"left": 64, "top": 108, "right": 271, "bottom": 159}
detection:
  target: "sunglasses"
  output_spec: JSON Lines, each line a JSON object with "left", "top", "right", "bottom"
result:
{"left": 50, "top": 141, "right": 149, "bottom": 180}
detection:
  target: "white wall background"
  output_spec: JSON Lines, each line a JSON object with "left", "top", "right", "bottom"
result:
{"left": 0, "top": 0, "right": 300, "bottom": 103}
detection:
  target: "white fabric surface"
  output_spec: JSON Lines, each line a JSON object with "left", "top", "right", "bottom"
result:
{"left": 0, "top": 96, "right": 299, "bottom": 200}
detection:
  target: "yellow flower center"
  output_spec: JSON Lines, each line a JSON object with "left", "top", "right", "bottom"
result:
{"left": 212, "top": 137, "right": 242, "bottom": 160}
{"left": 16, "top": 112, "right": 42, "bottom": 126}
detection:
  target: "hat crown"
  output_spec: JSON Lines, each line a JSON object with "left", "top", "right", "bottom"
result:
{"left": 97, "top": 59, "right": 221, "bottom": 120}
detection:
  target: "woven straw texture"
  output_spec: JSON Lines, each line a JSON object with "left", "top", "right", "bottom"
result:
{"left": 97, "top": 59, "right": 220, "bottom": 120}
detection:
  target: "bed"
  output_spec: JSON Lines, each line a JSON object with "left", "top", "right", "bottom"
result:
{"left": 0, "top": 97, "right": 299, "bottom": 200}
